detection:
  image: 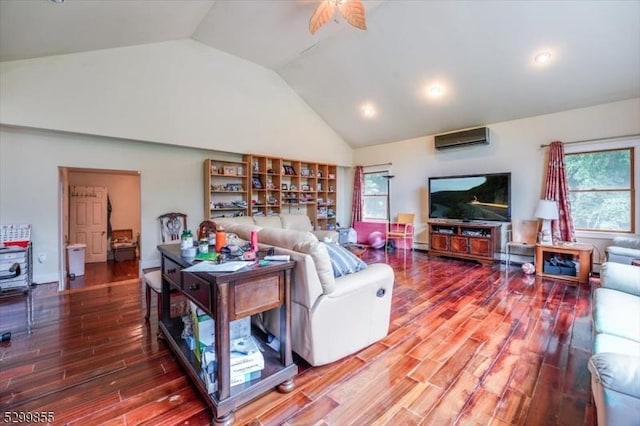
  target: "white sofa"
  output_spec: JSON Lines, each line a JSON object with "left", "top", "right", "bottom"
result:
{"left": 605, "top": 234, "right": 640, "bottom": 265}
{"left": 214, "top": 214, "right": 339, "bottom": 243}
{"left": 588, "top": 262, "right": 640, "bottom": 425}
{"left": 215, "top": 218, "right": 395, "bottom": 366}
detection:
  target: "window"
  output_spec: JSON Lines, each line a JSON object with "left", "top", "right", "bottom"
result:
{"left": 565, "top": 147, "right": 635, "bottom": 232}
{"left": 363, "top": 171, "right": 389, "bottom": 220}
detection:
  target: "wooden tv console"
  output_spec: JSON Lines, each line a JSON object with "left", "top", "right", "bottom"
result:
{"left": 427, "top": 220, "right": 502, "bottom": 265}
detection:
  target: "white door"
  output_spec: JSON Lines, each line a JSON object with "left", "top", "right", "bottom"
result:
{"left": 69, "top": 185, "right": 108, "bottom": 263}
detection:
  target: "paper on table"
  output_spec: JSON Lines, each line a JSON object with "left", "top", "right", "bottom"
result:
{"left": 182, "top": 260, "right": 254, "bottom": 273}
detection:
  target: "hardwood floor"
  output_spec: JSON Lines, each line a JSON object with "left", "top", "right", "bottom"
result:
{"left": 0, "top": 250, "right": 596, "bottom": 425}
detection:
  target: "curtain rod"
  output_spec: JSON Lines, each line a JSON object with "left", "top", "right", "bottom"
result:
{"left": 363, "top": 162, "right": 392, "bottom": 168}
{"left": 540, "top": 133, "right": 640, "bottom": 148}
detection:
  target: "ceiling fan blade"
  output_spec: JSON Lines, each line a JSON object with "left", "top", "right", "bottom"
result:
{"left": 338, "top": 0, "right": 367, "bottom": 31}
{"left": 309, "top": 1, "right": 336, "bottom": 35}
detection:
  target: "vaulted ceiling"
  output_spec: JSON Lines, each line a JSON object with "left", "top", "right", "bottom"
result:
{"left": 1, "top": 0, "right": 639, "bottom": 148}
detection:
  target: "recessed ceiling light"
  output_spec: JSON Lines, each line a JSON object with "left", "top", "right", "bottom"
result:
{"left": 49, "top": 0, "right": 65, "bottom": 3}
{"left": 534, "top": 51, "right": 552, "bottom": 64}
{"left": 428, "top": 85, "right": 444, "bottom": 97}
{"left": 360, "top": 103, "right": 377, "bottom": 119}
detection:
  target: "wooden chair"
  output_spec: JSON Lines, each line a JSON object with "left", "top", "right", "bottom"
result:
{"left": 144, "top": 212, "right": 187, "bottom": 322}
{"left": 386, "top": 212, "right": 415, "bottom": 251}
{"left": 506, "top": 219, "right": 538, "bottom": 266}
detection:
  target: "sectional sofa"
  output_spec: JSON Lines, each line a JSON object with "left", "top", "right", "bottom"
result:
{"left": 213, "top": 214, "right": 395, "bottom": 366}
{"left": 588, "top": 261, "right": 640, "bottom": 425}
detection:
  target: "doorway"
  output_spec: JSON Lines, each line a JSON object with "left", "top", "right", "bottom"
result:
{"left": 59, "top": 167, "right": 141, "bottom": 291}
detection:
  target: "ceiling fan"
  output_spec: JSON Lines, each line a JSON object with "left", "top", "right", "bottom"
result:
{"left": 309, "top": 0, "right": 367, "bottom": 35}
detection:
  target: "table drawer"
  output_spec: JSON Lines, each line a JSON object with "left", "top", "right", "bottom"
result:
{"left": 163, "top": 257, "right": 182, "bottom": 289}
{"left": 183, "top": 273, "right": 210, "bottom": 311}
{"left": 230, "top": 272, "right": 283, "bottom": 320}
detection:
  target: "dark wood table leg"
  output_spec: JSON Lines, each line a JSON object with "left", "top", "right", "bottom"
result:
{"left": 277, "top": 378, "right": 295, "bottom": 393}
{"left": 212, "top": 411, "right": 233, "bottom": 426}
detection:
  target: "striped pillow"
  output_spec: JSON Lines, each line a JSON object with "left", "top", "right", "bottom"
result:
{"left": 322, "top": 242, "right": 367, "bottom": 278}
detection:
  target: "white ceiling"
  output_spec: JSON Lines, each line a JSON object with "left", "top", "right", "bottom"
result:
{"left": 1, "top": 0, "right": 639, "bottom": 148}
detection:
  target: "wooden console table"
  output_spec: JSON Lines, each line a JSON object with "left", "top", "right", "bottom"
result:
{"left": 535, "top": 242, "right": 593, "bottom": 284}
{"left": 427, "top": 220, "right": 502, "bottom": 265}
{"left": 157, "top": 244, "right": 297, "bottom": 426}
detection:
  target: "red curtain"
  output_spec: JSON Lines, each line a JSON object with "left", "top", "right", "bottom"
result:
{"left": 351, "top": 166, "right": 364, "bottom": 225}
{"left": 543, "top": 141, "right": 576, "bottom": 242}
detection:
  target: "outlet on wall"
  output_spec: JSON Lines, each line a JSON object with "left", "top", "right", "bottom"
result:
{"left": 38, "top": 252, "right": 47, "bottom": 263}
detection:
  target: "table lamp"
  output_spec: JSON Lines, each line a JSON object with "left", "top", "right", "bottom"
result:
{"left": 534, "top": 199, "right": 559, "bottom": 244}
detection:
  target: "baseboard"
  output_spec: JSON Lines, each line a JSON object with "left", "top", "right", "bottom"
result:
{"left": 32, "top": 272, "right": 60, "bottom": 285}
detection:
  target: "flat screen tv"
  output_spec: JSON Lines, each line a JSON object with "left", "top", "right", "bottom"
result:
{"left": 428, "top": 172, "right": 511, "bottom": 222}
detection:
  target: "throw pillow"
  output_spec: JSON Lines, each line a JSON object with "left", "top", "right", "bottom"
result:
{"left": 322, "top": 242, "right": 367, "bottom": 278}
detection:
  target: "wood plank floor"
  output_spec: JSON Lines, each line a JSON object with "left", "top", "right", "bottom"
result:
{"left": 0, "top": 250, "right": 596, "bottom": 425}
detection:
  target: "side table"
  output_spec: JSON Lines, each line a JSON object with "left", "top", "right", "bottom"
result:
{"left": 535, "top": 242, "right": 594, "bottom": 284}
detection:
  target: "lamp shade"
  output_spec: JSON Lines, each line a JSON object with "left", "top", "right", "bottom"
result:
{"left": 534, "top": 199, "right": 559, "bottom": 220}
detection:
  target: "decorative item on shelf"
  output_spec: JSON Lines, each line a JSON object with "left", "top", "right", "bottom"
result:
{"left": 283, "top": 165, "right": 296, "bottom": 176}
{"left": 328, "top": 174, "right": 335, "bottom": 179}
{"left": 534, "top": 199, "right": 559, "bottom": 244}
{"left": 267, "top": 181, "right": 274, "bottom": 189}
{"left": 267, "top": 168, "right": 275, "bottom": 174}
{"left": 237, "top": 166, "right": 244, "bottom": 176}
{"left": 223, "top": 166, "right": 237, "bottom": 175}
{"left": 281, "top": 184, "right": 288, "bottom": 190}
{"left": 301, "top": 168, "right": 310, "bottom": 177}
{"left": 329, "top": 185, "right": 334, "bottom": 192}
{"left": 317, "top": 170, "right": 323, "bottom": 178}
{"left": 253, "top": 162, "right": 259, "bottom": 172}
{"left": 301, "top": 184, "right": 310, "bottom": 191}
{"left": 252, "top": 177, "right": 263, "bottom": 189}
{"left": 224, "top": 183, "right": 242, "bottom": 191}
{"left": 289, "top": 184, "right": 297, "bottom": 191}
{"left": 210, "top": 165, "right": 218, "bottom": 174}
{"left": 317, "top": 183, "right": 322, "bottom": 191}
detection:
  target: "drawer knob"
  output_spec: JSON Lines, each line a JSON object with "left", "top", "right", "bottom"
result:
{"left": 376, "top": 288, "right": 386, "bottom": 298}
{"left": 189, "top": 283, "right": 199, "bottom": 291}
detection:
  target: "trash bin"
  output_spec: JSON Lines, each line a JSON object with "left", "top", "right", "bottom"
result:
{"left": 67, "top": 243, "right": 86, "bottom": 277}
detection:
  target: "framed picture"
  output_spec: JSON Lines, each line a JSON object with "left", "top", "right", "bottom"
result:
{"left": 300, "top": 168, "right": 310, "bottom": 177}
{"left": 283, "top": 165, "right": 296, "bottom": 176}
{"left": 301, "top": 184, "right": 310, "bottom": 191}
{"left": 281, "top": 183, "right": 288, "bottom": 190}
{"left": 223, "top": 166, "right": 236, "bottom": 176}
{"left": 252, "top": 177, "right": 263, "bottom": 189}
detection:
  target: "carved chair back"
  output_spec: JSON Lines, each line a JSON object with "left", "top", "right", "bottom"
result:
{"left": 159, "top": 213, "right": 187, "bottom": 243}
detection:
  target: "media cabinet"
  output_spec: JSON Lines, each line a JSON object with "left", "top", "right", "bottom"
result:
{"left": 427, "top": 220, "right": 502, "bottom": 265}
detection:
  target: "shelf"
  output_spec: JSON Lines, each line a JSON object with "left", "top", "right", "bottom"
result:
{"left": 244, "top": 155, "right": 337, "bottom": 229}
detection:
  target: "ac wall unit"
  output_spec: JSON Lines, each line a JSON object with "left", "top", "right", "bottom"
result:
{"left": 434, "top": 127, "right": 489, "bottom": 150}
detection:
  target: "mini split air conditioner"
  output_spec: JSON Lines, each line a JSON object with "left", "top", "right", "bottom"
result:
{"left": 434, "top": 127, "right": 489, "bottom": 150}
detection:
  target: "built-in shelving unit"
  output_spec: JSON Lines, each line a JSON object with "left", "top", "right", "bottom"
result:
{"left": 245, "top": 155, "right": 338, "bottom": 230}
{"left": 204, "top": 158, "right": 249, "bottom": 219}
{"left": 204, "top": 156, "right": 338, "bottom": 230}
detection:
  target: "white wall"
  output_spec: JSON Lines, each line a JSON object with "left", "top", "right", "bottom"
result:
{"left": 353, "top": 98, "right": 640, "bottom": 257}
{"left": 0, "top": 126, "right": 236, "bottom": 283}
{"left": 0, "top": 39, "right": 353, "bottom": 166}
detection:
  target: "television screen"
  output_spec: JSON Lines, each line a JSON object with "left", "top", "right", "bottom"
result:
{"left": 428, "top": 172, "right": 511, "bottom": 222}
